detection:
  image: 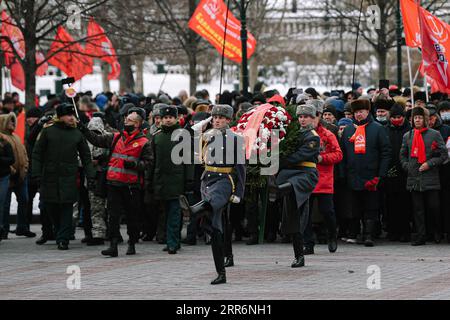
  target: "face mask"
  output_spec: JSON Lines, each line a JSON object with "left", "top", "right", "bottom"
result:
{"left": 391, "top": 118, "right": 404, "bottom": 127}
{"left": 124, "top": 124, "right": 135, "bottom": 133}
{"left": 441, "top": 112, "right": 450, "bottom": 121}
{"left": 376, "top": 116, "right": 387, "bottom": 123}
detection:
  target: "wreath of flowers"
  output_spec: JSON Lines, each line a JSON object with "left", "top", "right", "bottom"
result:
{"left": 236, "top": 105, "right": 292, "bottom": 155}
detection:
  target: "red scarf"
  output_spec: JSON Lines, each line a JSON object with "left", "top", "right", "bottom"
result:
{"left": 349, "top": 123, "right": 368, "bottom": 154}
{"left": 411, "top": 128, "right": 428, "bottom": 164}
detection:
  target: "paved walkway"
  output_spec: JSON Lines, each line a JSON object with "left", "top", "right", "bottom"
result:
{"left": 1, "top": 225, "right": 450, "bottom": 300}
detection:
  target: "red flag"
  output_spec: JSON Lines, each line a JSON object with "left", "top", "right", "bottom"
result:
{"left": 188, "top": 0, "right": 257, "bottom": 64}
{"left": 1, "top": 10, "right": 48, "bottom": 90}
{"left": 400, "top": 0, "right": 422, "bottom": 48}
{"left": 418, "top": 8, "right": 450, "bottom": 94}
{"left": 85, "top": 18, "right": 120, "bottom": 80}
{"left": 47, "top": 26, "right": 93, "bottom": 81}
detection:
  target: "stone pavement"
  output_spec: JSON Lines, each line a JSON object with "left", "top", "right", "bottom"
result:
{"left": 1, "top": 225, "right": 450, "bottom": 300}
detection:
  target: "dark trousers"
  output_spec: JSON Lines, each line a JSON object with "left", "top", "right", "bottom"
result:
{"left": 39, "top": 202, "right": 54, "bottom": 239}
{"left": 350, "top": 190, "right": 380, "bottom": 237}
{"left": 211, "top": 228, "right": 225, "bottom": 275}
{"left": 351, "top": 190, "right": 379, "bottom": 221}
{"left": 3, "top": 179, "right": 29, "bottom": 233}
{"left": 386, "top": 191, "right": 411, "bottom": 236}
{"left": 26, "top": 181, "right": 39, "bottom": 225}
{"left": 334, "top": 180, "right": 353, "bottom": 237}
{"left": 223, "top": 204, "right": 233, "bottom": 257}
{"left": 265, "top": 200, "right": 281, "bottom": 238}
{"left": 411, "top": 190, "right": 440, "bottom": 240}
{"left": 185, "top": 193, "right": 201, "bottom": 242}
{"left": 142, "top": 198, "right": 156, "bottom": 239}
{"left": 79, "top": 183, "right": 92, "bottom": 237}
{"left": 245, "top": 188, "right": 261, "bottom": 236}
{"left": 229, "top": 202, "right": 245, "bottom": 240}
{"left": 45, "top": 202, "right": 73, "bottom": 245}
{"left": 304, "top": 194, "right": 337, "bottom": 248}
{"left": 107, "top": 185, "right": 140, "bottom": 244}
{"left": 165, "top": 199, "right": 181, "bottom": 249}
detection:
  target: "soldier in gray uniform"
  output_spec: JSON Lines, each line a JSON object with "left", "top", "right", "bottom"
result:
{"left": 180, "top": 104, "right": 246, "bottom": 285}
{"left": 270, "top": 103, "right": 320, "bottom": 268}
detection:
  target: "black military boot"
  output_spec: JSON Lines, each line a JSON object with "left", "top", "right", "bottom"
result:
{"left": 126, "top": 243, "right": 136, "bottom": 255}
{"left": 328, "top": 234, "right": 338, "bottom": 253}
{"left": 224, "top": 255, "right": 234, "bottom": 267}
{"left": 246, "top": 234, "right": 258, "bottom": 245}
{"left": 211, "top": 230, "right": 226, "bottom": 285}
{"left": 179, "top": 196, "right": 213, "bottom": 219}
{"left": 291, "top": 233, "right": 305, "bottom": 268}
{"left": 36, "top": 235, "right": 48, "bottom": 245}
{"left": 364, "top": 220, "right": 376, "bottom": 247}
{"left": 101, "top": 238, "right": 118, "bottom": 257}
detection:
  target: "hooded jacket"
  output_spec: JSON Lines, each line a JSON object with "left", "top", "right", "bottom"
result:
{"left": 0, "top": 113, "right": 28, "bottom": 186}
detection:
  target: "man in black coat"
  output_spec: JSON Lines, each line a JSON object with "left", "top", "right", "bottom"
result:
{"left": 341, "top": 99, "right": 391, "bottom": 246}
{"left": 384, "top": 104, "right": 412, "bottom": 242}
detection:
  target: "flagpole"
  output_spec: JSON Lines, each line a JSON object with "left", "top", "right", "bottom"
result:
{"left": 219, "top": 0, "right": 231, "bottom": 97}
{"left": 406, "top": 46, "right": 415, "bottom": 105}
{"left": 351, "top": 0, "right": 364, "bottom": 90}
{"left": 424, "top": 71, "right": 429, "bottom": 102}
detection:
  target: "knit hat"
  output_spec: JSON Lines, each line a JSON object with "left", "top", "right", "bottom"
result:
{"left": 389, "top": 103, "right": 405, "bottom": 117}
{"left": 95, "top": 94, "right": 108, "bottom": 110}
{"left": 350, "top": 99, "right": 371, "bottom": 113}
{"left": 296, "top": 93, "right": 312, "bottom": 104}
{"left": 26, "top": 107, "right": 43, "bottom": 119}
{"left": 328, "top": 99, "right": 345, "bottom": 112}
{"left": 323, "top": 105, "right": 337, "bottom": 119}
{"left": 337, "top": 118, "right": 353, "bottom": 127}
{"left": 437, "top": 101, "right": 450, "bottom": 112}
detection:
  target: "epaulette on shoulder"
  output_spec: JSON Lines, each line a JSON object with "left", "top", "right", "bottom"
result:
{"left": 43, "top": 122, "right": 54, "bottom": 128}
{"left": 310, "top": 129, "right": 319, "bottom": 137}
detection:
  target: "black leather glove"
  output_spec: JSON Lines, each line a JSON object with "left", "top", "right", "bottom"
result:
{"left": 77, "top": 121, "right": 88, "bottom": 132}
{"left": 123, "top": 160, "right": 137, "bottom": 169}
{"left": 38, "top": 114, "right": 53, "bottom": 126}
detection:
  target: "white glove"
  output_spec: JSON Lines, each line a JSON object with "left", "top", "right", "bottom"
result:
{"left": 229, "top": 195, "right": 241, "bottom": 204}
{"left": 192, "top": 116, "right": 212, "bottom": 132}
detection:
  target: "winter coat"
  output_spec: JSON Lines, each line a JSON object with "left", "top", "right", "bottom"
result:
{"left": 313, "top": 123, "right": 343, "bottom": 194}
{"left": 384, "top": 120, "right": 411, "bottom": 193}
{"left": 0, "top": 113, "right": 28, "bottom": 186}
{"left": 0, "top": 137, "right": 15, "bottom": 177}
{"left": 150, "top": 124, "right": 194, "bottom": 200}
{"left": 82, "top": 126, "right": 152, "bottom": 189}
{"left": 32, "top": 119, "right": 95, "bottom": 203}
{"left": 400, "top": 127, "right": 448, "bottom": 192}
{"left": 341, "top": 115, "right": 391, "bottom": 191}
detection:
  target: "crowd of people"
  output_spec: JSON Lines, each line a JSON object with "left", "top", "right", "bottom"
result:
{"left": 1, "top": 83, "right": 450, "bottom": 263}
